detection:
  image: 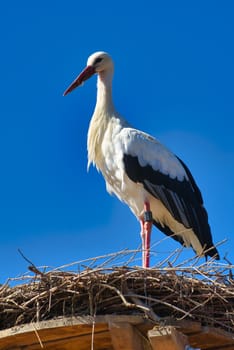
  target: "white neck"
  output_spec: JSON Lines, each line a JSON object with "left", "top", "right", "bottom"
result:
{"left": 94, "top": 69, "right": 115, "bottom": 114}
{"left": 87, "top": 68, "right": 116, "bottom": 170}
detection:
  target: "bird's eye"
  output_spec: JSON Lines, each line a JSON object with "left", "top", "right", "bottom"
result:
{"left": 94, "top": 57, "right": 103, "bottom": 65}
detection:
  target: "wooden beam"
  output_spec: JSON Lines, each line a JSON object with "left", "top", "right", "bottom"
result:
{"left": 109, "top": 321, "right": 150, "bottom": 350}
{"left": 148, "top": 326, "right": 190, "bottom": 350}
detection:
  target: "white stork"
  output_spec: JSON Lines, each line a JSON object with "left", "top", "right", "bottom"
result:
{"left": 63, "top": 51, "right": 219, "bottom": 267}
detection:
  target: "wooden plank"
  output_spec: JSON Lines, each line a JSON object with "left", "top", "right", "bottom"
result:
{"left": 0, "top": 323, "right": 109, "bottom": 348}
{"left": 0, "top": 330, "right": 112, "bottom": 350}
{"left": 148, "top": 327, "right": 190, "bottom": 350}
{"left": 26, "top": 330, "right": 112, "bottom": 350}
{"left": 169, "top": 320, "right": 201, "bottom": 335}
{"left": 109, "top": 321, "right": 150, "bottom": 350}
{"left": 0, "top": 315, "right": 144, "bottom": 348}
{"left": 188, "top": 328, "right": 234, "bottom": 349}
{"left": 0, "top": 316, "right": 234, "bottom": 350}
{"left": 0, "top": 328, "right": 112, "bottom": 350}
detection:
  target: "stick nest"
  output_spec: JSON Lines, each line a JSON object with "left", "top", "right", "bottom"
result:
{"left": 0, "top": 249, "right": 234, "bottom": 332}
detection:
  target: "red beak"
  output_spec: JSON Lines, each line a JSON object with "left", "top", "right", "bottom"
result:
{"left": 63, "top": 65, "right": 95, "bottom": 96}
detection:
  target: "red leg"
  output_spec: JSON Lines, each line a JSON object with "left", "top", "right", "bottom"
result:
{"left": 140, "top": 202, "right": 153, "bottom": 268}
{"left": 140, "top": 219, "right": 146, "bottom": 266}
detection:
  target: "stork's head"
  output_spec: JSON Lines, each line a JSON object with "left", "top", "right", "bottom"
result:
{"left": 63, "top": 51, "right": 113, "bottom": 96}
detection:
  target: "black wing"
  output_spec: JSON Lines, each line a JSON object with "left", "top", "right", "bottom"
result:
{"left": 123, "top": 153, "right": 219, "bottom": 259}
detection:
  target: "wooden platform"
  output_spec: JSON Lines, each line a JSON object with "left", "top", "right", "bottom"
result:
{"left": 0, "top": 315, "right": 233, "bottom": 350}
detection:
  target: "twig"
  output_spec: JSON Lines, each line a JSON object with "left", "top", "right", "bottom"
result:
{"left": 31, "top": 323, "right": 44, "bottom": 348}
{"left": 18, "top": 249, "right": 44, "bottom": 277}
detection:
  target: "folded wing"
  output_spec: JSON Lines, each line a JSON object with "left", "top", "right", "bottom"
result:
{"left": 121, "top": 128, "right": 219, "bottom": 259}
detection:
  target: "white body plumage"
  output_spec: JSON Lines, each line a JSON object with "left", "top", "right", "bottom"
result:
{"left": 88, "top": 108, "right": 202, "bottom": 255}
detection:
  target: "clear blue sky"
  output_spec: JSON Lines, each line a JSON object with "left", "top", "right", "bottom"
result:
{"left": 1, "top": 1, "right": 234, "bottom": 282}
